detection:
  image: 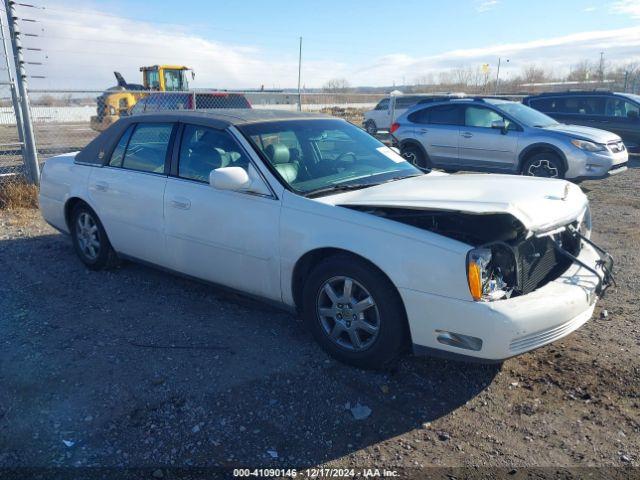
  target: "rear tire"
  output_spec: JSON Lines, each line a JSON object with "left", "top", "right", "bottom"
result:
{"left": 401, "top": 144, "right": 430, "bottom": 170}
{"left": 521, "top": 153, "right": 565, "bottom": 179}
{"left": 70, "top": 203, "right": 118, "bottom": 270}
{"left": 364, "top": 120, "right": 377, "bottom": 136}
{"left": 302, "top": 255, "right": 408, "bottom": 369}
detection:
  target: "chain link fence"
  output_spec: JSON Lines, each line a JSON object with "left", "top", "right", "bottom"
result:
{"left": 16, "top": 90, "right": 385, "bottom": 166}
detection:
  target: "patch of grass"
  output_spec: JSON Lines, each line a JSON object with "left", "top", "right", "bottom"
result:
{"left": 0, "top": 179, "right": 39, "bottom": 210}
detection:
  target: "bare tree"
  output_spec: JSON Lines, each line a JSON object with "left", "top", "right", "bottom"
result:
{"left": 322, "top": 78, "right": 351, "bottom": 93}
{"left": 520, "top": 64, "right": 550, "bottom": 84}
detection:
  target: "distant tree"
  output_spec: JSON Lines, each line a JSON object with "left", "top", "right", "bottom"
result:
{"left": 520, "top": 64, "right": 550, "bottom": 84}
{"left": 322, "top": 78, "right": 351, "bottom": 93}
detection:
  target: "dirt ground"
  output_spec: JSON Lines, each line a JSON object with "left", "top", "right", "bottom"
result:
{"left": 0, "top": 159, "right": 639, "bottom": 479}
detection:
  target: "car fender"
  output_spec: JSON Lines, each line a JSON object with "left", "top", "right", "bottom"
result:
{"left": 517, "top": 142, "right": 569, "bottom": 172}
{"left": 278, "top": 190, "right": 471, "bottom": 309}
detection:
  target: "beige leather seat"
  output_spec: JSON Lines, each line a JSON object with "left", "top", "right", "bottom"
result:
{"left": 265, "top": 144, "right": 298, "bottom": 183}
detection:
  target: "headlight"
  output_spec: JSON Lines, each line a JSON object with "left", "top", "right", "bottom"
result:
{"left": 578, "top": 205, "right": 592, "bottom": 239}
{"left": 571, "top": 139, "right": 606, "bottom": 152}
{"left": 466, "top": 248, "right": 512, "bottom": 302}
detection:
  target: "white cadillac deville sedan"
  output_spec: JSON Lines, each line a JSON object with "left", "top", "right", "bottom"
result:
{"left": 39, "top": 110, "right": 614, "bottom": 369}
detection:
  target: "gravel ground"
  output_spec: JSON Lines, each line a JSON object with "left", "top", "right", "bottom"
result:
{"left": 0, "top": 160, "right": 639, "bottom": 478}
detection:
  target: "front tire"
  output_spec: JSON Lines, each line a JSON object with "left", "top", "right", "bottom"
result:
{"left": 521, "top": 153, "right": 565, "bottom": 179}
{"left": 302, "top": 255, "right": 408, "bottom": 369}
{"left": 70, "top": 203, "right": 118, "bottom": 270}
{"left": 401, "top": 144, "right": 430, "bottom": 170}
{"left": 364, "top": 120, "right": 377, "bottom": 136}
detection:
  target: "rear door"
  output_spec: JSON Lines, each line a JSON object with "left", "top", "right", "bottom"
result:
{"left": 88, "top": 122, "right": 175, "bottom": 264}
{"left": 411, "top": 104, "right": 463, "bottom": 167}
{"left": 458, "top": 105, "right": 521, "bottom": 171}
{"left": 604, "top": 96, "right": 640, "bottom": 149}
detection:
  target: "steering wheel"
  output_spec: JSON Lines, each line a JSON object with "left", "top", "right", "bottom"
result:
{"left": 333, "top": 151, "right": 357, "bottom": 172}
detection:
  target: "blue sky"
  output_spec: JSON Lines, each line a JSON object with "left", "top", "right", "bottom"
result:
{"left": 19, "top": 0, "right": 640, "bottom": 89}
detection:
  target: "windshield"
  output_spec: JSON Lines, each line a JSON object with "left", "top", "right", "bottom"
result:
{"left": 239, "top": 119, "right": 421, "bottom": 195}
{"left": 486, "top": 100, "right": 559, "bottom": 128}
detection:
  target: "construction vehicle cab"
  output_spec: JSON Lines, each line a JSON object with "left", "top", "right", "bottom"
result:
{"left": 141, "top": 65, "right": 193, "bottom": 92}
{"left": 90, "top": 65, "right": 193, "bottom": 132}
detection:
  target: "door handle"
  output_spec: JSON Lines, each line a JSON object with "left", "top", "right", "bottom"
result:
{"left": 170, "top": 197, "right": 191, "bottom": 210}
{"left": 460, "top": 132, "right": 473, "bottom": 138}
{"left": 93, "top": 181, "right": 108, "bottom": 192}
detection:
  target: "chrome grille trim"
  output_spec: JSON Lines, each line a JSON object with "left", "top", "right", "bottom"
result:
{"left": 509, "top": 313, "right": 589, "bottom": 352}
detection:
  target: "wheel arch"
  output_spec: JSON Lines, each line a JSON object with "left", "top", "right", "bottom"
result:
{"left": 63, "top": 196, "right": 99, "bottom": 232}
{"left": 291, "top": 248, "right": 409, "bottom": 335}
{"left": 399, "top": 138, "right": 429, "bottom": 157}
{"left": 518, "top": 143, "right": 568, "bottom": 173}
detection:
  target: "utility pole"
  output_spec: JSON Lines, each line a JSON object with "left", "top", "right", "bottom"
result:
{"left": 297, "top": 36, "right": 302, "bottom": 112}
{"left": 598, "top": 51, "right": 605, "bottom": 84}
{"left": 0, "top": 11, "right": 26, "bottom": 176}
{"left": 494, "top": 57, "right": 509, "bottom": 95}
{"left": 4, "top": 0, "right": 39, "bottom": 184}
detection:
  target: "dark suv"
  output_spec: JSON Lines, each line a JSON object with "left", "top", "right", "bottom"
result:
{"left": 523, "top": 91, "right": 640, "bottom": 153}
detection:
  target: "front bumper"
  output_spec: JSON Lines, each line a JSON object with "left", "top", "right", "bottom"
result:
{"left": 565, "top": 147, "right": 628, "bottom": 180}
{"left": 402, "top": 238, "right": 612, "bottom": 362}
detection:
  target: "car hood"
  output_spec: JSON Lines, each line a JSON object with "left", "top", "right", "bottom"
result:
{"left": 543, "top": 123, "right": 621, "bottom": 143}
{"left": 317, "top": 174, "right": 588, "bottom": 233}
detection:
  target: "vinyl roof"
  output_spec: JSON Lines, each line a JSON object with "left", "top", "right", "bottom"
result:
{"left": 127, "top": 108, "right": 332, "bottom": 126}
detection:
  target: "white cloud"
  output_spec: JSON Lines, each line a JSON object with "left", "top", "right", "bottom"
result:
{"left": 349, "top": 26, "right": 640, "bottom": 86}
{"left": 583, "top": 6, "right": 596, "bottom": 12}
{"left": 475, "top": 0, "right": 500, "bottom": 12}
{"left": 14, "top": 5, "right": 640, "bottom": 90}
{"left": 610, "top": 0, "right": 640, "bottom": 18}
{"left": 17, "top": 5, "right": 347, "bottom": 91}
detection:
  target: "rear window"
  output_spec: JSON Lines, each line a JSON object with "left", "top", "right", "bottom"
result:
{"left": 409, "top": 104, "right": 462, "bottom": 125}
{"left": 121, "top": 123, "right": 173, "bottom": 174}
{"left": 195, "top": 94, "right": 251, "bottom": 109}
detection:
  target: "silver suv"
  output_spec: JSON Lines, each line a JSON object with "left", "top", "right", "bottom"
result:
{"left": 392, "top": 98, "right": 628, "bottom": 180}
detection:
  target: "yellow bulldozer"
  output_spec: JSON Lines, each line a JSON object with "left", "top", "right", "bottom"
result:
{"left": 90, "top": 65, "right": 193, "bottom": 131}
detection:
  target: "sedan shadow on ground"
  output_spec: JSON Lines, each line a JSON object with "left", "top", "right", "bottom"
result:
{"left": 0, "top": 232, "right": 499, "bottom": 469}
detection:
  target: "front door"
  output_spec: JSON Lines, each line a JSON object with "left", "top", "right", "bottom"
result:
{"left": 458, "top": 105, "right": 520, "bottom": 171}
{"left": 163, "top": 124, "right": 282, "bottom": 301}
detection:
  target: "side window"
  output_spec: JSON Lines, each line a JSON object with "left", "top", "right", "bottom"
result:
{"left": 375, "top": 99, "right": 389, "bottom": 111}
{"left": 395, "top": 97, "right": 417, "bottom": 109}
{"left": 465, "top": 106, "right": 504, "bottom": 128}
{"left": 529, "top": 98, "right": 557, "bottom": 112}
{"left": 407, "top": 107, "right": 430, "bottom": 124}
{"left": 122, "top": 123, "right": 173, "bottom": 174}
{"left": 108, "top": 125, "right": 134, "bottom": 167}
{"left": 427, "top": 105, "right": 463, "bottom": 125}
{"left": 606, "top": 98, "right": 640, "bottom": 118}
{"left": 178, "top": 125, "right": 250, "bottom": 182}
{"left": 558, "top": 97, "right": 583, "bottom": 114}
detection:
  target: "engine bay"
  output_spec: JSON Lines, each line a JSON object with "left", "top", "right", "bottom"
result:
{"left": 346, "top": 206, "right": 583, "bottom": 298}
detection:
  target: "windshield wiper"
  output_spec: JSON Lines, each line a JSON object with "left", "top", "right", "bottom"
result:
{"left": 305, "top": 183, "right": 375, "bottom": 198}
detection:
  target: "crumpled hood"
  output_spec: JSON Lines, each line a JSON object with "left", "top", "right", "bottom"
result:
{"left": 543, "top": 123, "right": 621, "bottom": 143}
{"left": 318, "top": 174, "right": 588, "bottom": 233}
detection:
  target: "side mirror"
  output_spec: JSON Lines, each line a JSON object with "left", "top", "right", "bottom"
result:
{"left": 491, "top": 119, "right": 507, "bottom": 134}
{"left": 628, "top": 110, "right": 639, "bottom": 120}
{"left": 210, "top": 167, "right": 250, "bottom": 191}
{"left": 209, "top": 165, "right": 271, "bottom": 196}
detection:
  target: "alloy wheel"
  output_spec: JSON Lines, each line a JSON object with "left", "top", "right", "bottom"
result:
{"left": 316, "top": 276, "right": 380, "bottom": 352}
{"left": 526, "top": 159, "right": 559, "bottom": 178}
{"left": 76, "top": 212, "right": 101, "bottom": 260}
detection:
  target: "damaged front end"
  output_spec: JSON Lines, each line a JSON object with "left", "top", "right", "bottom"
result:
{"left": 346, "top": 205, "right": 614, "bottom": 301}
